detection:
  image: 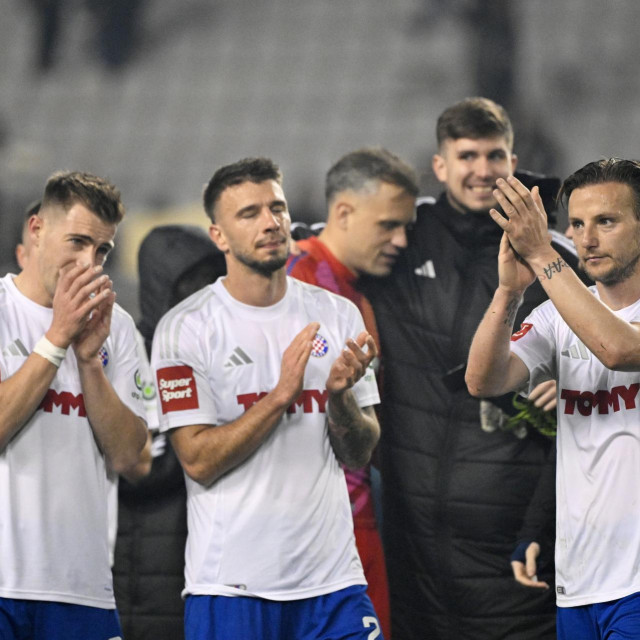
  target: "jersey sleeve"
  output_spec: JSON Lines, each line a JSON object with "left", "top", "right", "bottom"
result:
{"left": 509, "top": 300, "right": 557, "bottom": 393}
{"left": 342, "top": 299, "right": 380, "bottom": 408}
{"left": 108, "top": 307, "right": 146, "bottom": 421}
{"left": 151, "top": 309, "right": 218, "bottom": 432}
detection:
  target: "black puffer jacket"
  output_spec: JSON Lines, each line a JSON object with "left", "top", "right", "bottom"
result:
{"left": 113, "top": 225, "right": 225, "bottom": 640}
{"left": 361, "top": 193, "right": 585, "bottom": 640}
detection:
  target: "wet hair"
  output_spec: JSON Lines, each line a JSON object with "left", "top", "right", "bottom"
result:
{"left": 558, "top": 158, "right": 640, "bottom": 220}
{"left": 436, "top": 97, "right": 514, "bottom": 150}
{"left": 203, "top": 157, "right": 283, "bottom": 222}
{"left": 41, "top": 171, "right": 124, "bottom": 223}
{"left": 325, "top": 147, "right": 418, "bottom": 206}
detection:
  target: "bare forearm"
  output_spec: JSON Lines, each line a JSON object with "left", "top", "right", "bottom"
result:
{"left": 466, "top": 287, "right": 525, "bottom": 397}
{"left": 0, "top": 354, "right": 59, "bottom": 452}
{"left": 327, "top": 394, "right": 379, "bottom": 470}
{"left": 78, "top": 360, "right": 147, "bottom": 473}
{"left": 529, "top": 249, "right": 640, "bottom": 369}
{"left": 172, "top": 389, "right": 292, "bottom": 486}
{"left": 119, "top": 430, "right": 153, "bottom": 483}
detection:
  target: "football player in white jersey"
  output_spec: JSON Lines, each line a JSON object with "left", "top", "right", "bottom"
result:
{"left": 152, "top": 157, "right": 384, "bottom": 639}
{"left": 466, "top": 158, "right": 640, "bottom": 639}
{"left": 0, "top": 171, "right": 148, "bottom": 640}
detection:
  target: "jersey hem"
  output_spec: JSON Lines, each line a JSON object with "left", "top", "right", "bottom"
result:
{"left": 183, "top": 577, "right": 367, "bottom": 601}
{"left": 556, "top": 584, "right": 640, "bottom": 608}
{"left": 0, "top": 588, "right": 116, "bottom": 609}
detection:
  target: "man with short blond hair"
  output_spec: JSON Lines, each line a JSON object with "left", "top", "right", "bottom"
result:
{"left": 0, "top": 171, "right": 148, "bottom": 640}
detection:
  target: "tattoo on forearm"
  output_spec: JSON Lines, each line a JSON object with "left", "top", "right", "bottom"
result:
{"left": 540, "top": 257, "right": 568, "bottom": 281}
{"left": 327, "top": 397, "right": 377, "bottom": 469}
{"left": 504, "top": 296, "right": 521, "bottom": 327}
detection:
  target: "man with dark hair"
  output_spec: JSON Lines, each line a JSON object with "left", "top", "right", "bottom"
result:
{"left": 287, "top": 147, "right": 417, "bottom": 638}
{"left": 202, "top": 157, "right": 282, "bottom": 222}
{"left": 359, "top": 98, "right": 584, "bottom": 639}
{"left": 0, "top": 170, "right": 148, "bottom": 640}
{"left": 466, "top": 158, "right": 640, "bottom": 639}
{"left": 152, "top": 157, "right": 385, "bottom": 639}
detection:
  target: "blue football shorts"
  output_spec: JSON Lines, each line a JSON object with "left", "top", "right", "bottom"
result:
{"left": 0, "top": 597, "right": 122, "bottom": 640}
{"left": 185, "top": 584, "right": 384, "bottom": 640}
{"left": 557, "top": 590, "right": 640, "bottom": 640}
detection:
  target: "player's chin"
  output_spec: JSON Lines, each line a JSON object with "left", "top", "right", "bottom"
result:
{"left": 367, "top": 260, "right": 395, "bottom": 278}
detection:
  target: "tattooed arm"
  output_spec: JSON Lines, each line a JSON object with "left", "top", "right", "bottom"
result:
{"left": 326, "top": 332, "right": 380, "bottom": 469}
{"left": 490, "top": 176, "right": 640, "bottom": 370}
{"left": 465, "top": 232, "right": 532, "bottom": 397}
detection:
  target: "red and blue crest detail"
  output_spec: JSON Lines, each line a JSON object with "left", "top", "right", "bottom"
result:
{"left": 311, "top": 333, "right": 329, "bottom": 358}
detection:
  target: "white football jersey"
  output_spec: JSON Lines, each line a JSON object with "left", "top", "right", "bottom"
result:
{"left": 0, "top": 274, "right": 145, "bottom": 608}
{"left": 152, "top": 277, "right": 379, "bottom": 600}
{"left": 511, "top": 290, "right": 640, "bottom": 607}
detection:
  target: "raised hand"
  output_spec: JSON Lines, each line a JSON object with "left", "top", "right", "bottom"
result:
{"left": 490, "top": 177, "right": 552, "bottom": 262}
{"left": 73, "top": 275, "right": 116, "bottom": 364}
{"left": 273, "top": 322, "right": 320, "bottom": 406}
{"left": 326, "top": 331, "right": 377, "bottom": 395}
{"left": 497, "top": 231, "right": 536, "bottom": 295}
{"left": 47, "top": 262, "right": 114, "bottom": 351}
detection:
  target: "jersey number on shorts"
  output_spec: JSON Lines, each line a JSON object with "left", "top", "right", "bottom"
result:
{"left": 363, "top": 616, "right": 381, "bottom": 639}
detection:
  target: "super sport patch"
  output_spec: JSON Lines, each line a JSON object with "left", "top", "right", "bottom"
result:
{"left": 511, "top": 322, "right": 533, "bottom": 341}
{"left": 156, "top": 365, "right": 199, "bottom": 413}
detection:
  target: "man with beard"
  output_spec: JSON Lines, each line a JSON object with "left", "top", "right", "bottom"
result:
{"left": 151, "top": 158, "right": 385, "bottom": 639}
{"left": 358, "top": 98, "right": 582, "bottom": 639}
{"left": 466, "top": 158, "right": 640, "bottom": 639}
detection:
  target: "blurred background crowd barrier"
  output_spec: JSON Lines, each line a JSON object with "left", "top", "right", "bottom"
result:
{"left": 1, "top": 0, "right": 639, "bottom": 319}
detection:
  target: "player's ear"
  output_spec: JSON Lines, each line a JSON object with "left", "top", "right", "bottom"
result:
{"left": 29, "top": 214, "right": 44, "bottom": 247}
{"left": 332, "top": 199, "right": 354, "bottom": 231}
{"left": 432, "top": 154, "right": 447, "bottom": 184}
{"left": 209, "top": 224, "right": 228, "bottom": 253}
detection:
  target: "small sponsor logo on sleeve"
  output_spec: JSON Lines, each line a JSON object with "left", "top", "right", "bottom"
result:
{"left": 156, "top": 365, "right": 199, "bottom": 413}
{"left": 511, "top": 322, "right": 533, "bottom": 342}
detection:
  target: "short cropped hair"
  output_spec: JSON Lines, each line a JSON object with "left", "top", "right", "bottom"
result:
{"left": 558, "top": 158, "right": 640, "bottom": 220}
{"left": 41, "top": 171, "right": 124, "bottom": 224}
{"left": 436, "top": 97, "right": 514, "bottom": 150}
{"left": 325, "top": 147, "right": 418, "bottom": 206}
{"left": 203, "top": 157, "right": 283, "bottom": 222}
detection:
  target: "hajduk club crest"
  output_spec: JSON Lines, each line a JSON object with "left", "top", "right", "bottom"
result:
{"left": 310, "top": 333, "right": 329, "bottom": 358}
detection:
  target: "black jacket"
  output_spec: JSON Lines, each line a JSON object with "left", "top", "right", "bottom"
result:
{"left": 360, "top": 193, "right": 585, "bottom": 640}
{"left": 113, "top": 225, "right": 225, "bottom": 640}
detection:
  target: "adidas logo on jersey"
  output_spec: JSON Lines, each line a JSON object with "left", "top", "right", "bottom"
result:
{"left": 561, "top": 341, "right": 590, "bottom": 360}
{"left": 414, "top": 259, "right": 436, "bottom": 278}
{"left": 224, "top": 347, "right": 254, "bottom": 368}
{"left": 2, "top": 339, "right": 28, "bottom": 358}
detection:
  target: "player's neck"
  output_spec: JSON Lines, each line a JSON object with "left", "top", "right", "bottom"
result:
{"left": 13, "top": 268, "right": 52, "bottom": 308}
{"left": 222, "top": 266, "right": 287, "bottom": 307}
{"left": 317, "top": 227, "right": 353, "bottom": 274}
{"left": 596, "top": 274, "right": 640, "bottom": 311}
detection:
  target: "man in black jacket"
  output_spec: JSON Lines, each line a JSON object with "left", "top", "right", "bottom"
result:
{"left": 360, "top": 98, "right": 584, "bottom": 639}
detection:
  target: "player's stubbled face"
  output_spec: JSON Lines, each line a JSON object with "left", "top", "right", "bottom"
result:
{"left": 37, "top": 203, "right": 116, "bottom": 304}
{"left": 569, "top": 181, "right": 640, "bottom": 286}
{"left": 213, "top": 179, "right": 291, "bottom": 275}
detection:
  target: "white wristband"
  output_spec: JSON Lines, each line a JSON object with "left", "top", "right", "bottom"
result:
{"left": 33, "top": 336, "right": 67, "bottom": 368}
